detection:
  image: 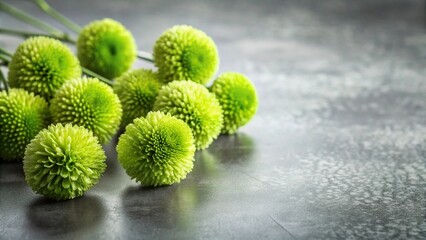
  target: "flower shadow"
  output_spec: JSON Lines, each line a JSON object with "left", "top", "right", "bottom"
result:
{"left": 208, "top": 132, "right": 256, "bottom": 165}
{"left": 26, "top": 195, "right": 105, "bottom": 233}
{"left": 0, "top": 162, "right": 24, "bottom": 183}
{"left": 122, "top": 184, "right": 198, "bottom": 228}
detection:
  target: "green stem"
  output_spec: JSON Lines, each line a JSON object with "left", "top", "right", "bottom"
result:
{"left": 33, "top": 0, "right": 154, "bottom": 63}
{"left": 0, "top": 54, "right": 11, "bottom": 63}
{"left": 82, "top": 67, "right": 113, "bottom": 85}
{"left": 3, "top": 1, "right": 154, "bottom": 63}
{"left": 0, "top": 52, "right": 10, "bottom": 92}
{"left": 33, "top": 0, "right": 81, "bottom": 33}
{"left": 0, "top": 2, "right": 74, "bottom": 42}
{"left": 0, "top": 69, "right": 9, "bottom": 93}
{"left": 0, "top": 48, "right": 12, "bottom": 58}
{"left": 2, "top": 2, "right": 153, "bottom": 67}
{"left": 0, "top": 48, "right": 12, "bottom": 68}
{"left": 0, "top": 28, "right": 76, "bottom": 44}
{"left": 137, "top": 51, "right": 154, "bottom": 62}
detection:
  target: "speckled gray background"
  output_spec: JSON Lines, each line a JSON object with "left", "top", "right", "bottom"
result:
{"left": 1, "top": 0, "right": 426, "bottom": 239}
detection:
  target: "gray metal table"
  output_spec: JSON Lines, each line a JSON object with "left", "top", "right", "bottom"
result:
{"left": 1, "top": 0, "right": 426, "bottom": 239}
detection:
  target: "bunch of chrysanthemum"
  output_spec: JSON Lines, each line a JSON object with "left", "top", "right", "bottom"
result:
{"left": 0, "top": 0, "right": 258, "bottom": 200}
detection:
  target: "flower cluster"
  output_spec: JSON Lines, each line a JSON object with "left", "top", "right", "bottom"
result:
{"left": 0, "top": 2, "right": 258, "bottom": 200}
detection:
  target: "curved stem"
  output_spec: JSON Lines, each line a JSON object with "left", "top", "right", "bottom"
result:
{"left": 0, "top": 69, "right": 9, "bottom": 93}
{"left": 137, "top": 51, "right": 154, "bottom": 63}
{"left": 3, "top": 1, "right": 154, "bottom": 63}
{"left": 0, "top": 2, "right": 63, "bottom": 37}
{"left": 0, "top": 54, "right": 11, "bottom": 63}
{"left": 33, "top": 0, "right": 154, "bottom": 63}
{"left": 0, "top": 48, "right": 12, "bottom": 58}
{"left": 0, "top": 28, "right": 76, "bottom": 43}
{"left": 2, "top": 2, "right": 153, "bottom": 65}
{"left": 0, "top": 52, "right": 11, "bottom": 92}
{"left": 33, "top": 0, "right": 81, "bottom": 33}
{"left": 82, "top": 67, "right": 113, "bottom": 85}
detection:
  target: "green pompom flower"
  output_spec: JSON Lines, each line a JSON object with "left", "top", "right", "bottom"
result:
{"left": 113, "top": 69, "right": 162, "bottom": 128}
{"left": 153, "top": 25, "right": 219, "bottom": 85}
{"left": 117, "top": 111, "right": 195, "bottom": 186}
{"left": 154, "top": 80, "right": 223, "bottom": 149}
{"left": 0, "top": 89, "right": 49, "bottom": 161}
{"left": 50, "top": 77, "right": 122, "bottom": 144}
{"left": 8, "top": 37, "right": 82, "bottom": 100}
{"left": 210, "top": 72, "right": 258, "bottom": 134}
{"left": 24, "top": 123, "right": 106, "bottom": 200}
{"left": 77, "top": 18, "right": 137, "bottom": 79}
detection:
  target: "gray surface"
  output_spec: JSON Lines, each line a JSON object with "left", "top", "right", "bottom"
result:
{"left": 1, "top": 0, "right": 426, "bottom": 239}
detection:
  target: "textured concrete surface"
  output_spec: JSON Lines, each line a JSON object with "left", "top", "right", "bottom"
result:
{"left": 1, "top": 0, "right": 426, "bottom": 239}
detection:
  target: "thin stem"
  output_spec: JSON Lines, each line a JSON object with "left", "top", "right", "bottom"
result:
{"left": 137, "top": 51, "right": 154, "bottom": 62}
{"left": 0, "top": 2, "right": 62, "bottom": 36}
{"left": 0, "top": 54, "right": 11, "bottom": 63}
{"left": 0, "top": 48, "right": 12, "bottom": 67}
{"left": 0, "top": 28, "right": 76, "bottom": 43}
{"left": 33, "top": 0, "right": 81, "bottom": 33}
{"left": 33, "top": 0, "right": 154, "bottom": 63}
{"left": 0, "top": 69, "right": 9, "bottom": 93}
{"left": 0, "top": 50, "right": 10, "bottom": 92}
{"left": 3, "top": 1, "right": 154, "bottom": 63}
{"left": 0, "top": 48, "right": 12, "bottom": 58}
{"left": 2, "top": 2, "right": 153, "bottom": 66}
{"left": 82, "top": 67, "right": 113, "bottom": 85}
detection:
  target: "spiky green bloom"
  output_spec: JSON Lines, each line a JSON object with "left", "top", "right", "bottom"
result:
{"left": 154, "top": 81, "right": 223, "bottom": 149}
{"left": 77, "top": 18, "right": 137, "bottom": 79}
{"left": 117, "top": 111, "right": 195, "bottom": 186}
{"left": 8, "top": 37, "right": 82, "bottom": 100}
{"left": 0, "top": 89, "right": 49, "bottom": 161}
{"left": 113, "top": 69, "right": 162, "bottom": 128}
{"left": 50, "top": 77, "right": 122, "bottom": 144}
{"left": 23, "top": 123, "right": 106, "bottom": 200}
{"left": 153, "top": 25, "right": 219, "bottom": 85}
{"left": 210, "top": 72, "right": 258, "bottom": 134}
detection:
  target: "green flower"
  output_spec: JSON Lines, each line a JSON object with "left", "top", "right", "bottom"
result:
{"left": 117, "top": 111, "right": 195, "bottom": 186}
{"left": 154, "top": 80, "right": 223, "bottom": 149}
{"left": 50, "top": 77, "right": 122, "bottom": 144}
{"left": 153, "top": 25, "right": 219, "bottom": 85}
{"left": 24, "top": 123, "right": 106, "bottom": 200}
{"left": 210, "top": 72, "right": 258, "bottom": 134}
{"left": 113, "top": 69, "right": 162, "bottom": 128}
{"left": 0, "top": 89, "right": 49, "bottom": 161}
{"left": 77, "top": 18, "right": 137, "bottom": 79}
{"left": 8, "top": 36, "right": 82, "bottom": 100}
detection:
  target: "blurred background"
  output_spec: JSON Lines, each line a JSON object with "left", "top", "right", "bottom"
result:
{"left": 2, "top": 0, "right": 426, "bottom": 239}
